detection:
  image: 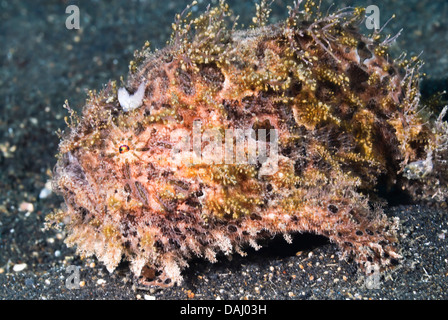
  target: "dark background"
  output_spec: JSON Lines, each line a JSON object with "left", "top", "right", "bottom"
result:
{"left": 0, "top": 0, "right": 447, "bottom": 299}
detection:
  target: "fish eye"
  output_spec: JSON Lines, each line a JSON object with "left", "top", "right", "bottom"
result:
{"left": 119, "top": 145, "right": 130, "bottom": 154}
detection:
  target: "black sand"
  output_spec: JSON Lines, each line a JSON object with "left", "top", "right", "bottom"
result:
{"left": 1, "top": 0, "right": 447, "bottom": 300}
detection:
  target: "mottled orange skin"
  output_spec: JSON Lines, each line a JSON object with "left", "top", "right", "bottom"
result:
{"left": 48, "top": 2, "right": 448, "bottom": 286}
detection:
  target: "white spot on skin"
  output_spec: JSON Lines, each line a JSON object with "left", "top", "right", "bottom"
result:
{"left": 118, "top": 81, "right": 146, "bottom": 112}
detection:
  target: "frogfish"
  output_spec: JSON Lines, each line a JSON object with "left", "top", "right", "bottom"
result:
{"left": 47, "top": 0, "right": 448, "bottom": 286}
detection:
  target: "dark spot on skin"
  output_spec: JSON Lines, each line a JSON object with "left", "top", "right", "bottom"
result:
{"left": 223, "top": 100, "right": 243, "bottom": 121}
{"left": 163, "top": 54, "right": 173, "bottom": 63}
{"left": 228, "top": 225, "right": 238, "bottom": 233}
{"left": 147, "top": 162, "right": 156, "bottom": 180}
{"left": 387, "top": 67, "right": 396, "bottom": 76}
{"left": 122, "top": 161, "right": 131, "bottom": 179}
{"left": 199, "top": 63, "right": 225, "bottom": 91}
{"left": 355, "top": 230, "right": 363, "bottom": 236}
{"left": 281, "top": 145, "right": 292, "bottom": 156}
{"left": 185, "top": 196, "right": 201, "bottom": 208}
{"left": 381, "top": 76, "right": 391, "bottom": 87}
{"left": 169, "top": 238, "right": 181, "bottom": 249}
{"left": 250, "top": 213, "right": 262, "bottom": 221}
{"left": 328, "top": 204, "right": 339, "bottom": 214}
{"left": 135, "top": 181, "right": 149, "bottom": 205}
{"left": 251, "top": 119, "right": 276, "bottom": 142}
{"left": 79, "top": 207, "right": 89, "bottom": 221}
{"left": 134, "top": 122, "right": 145, "bottom": 136}
{"left": 366, "top": 99, "right": 378, "bottom": 112}
{"left": 177, "top": 67, "right": 195, "bottom": 96}
{"left": 256, "top": 41, "right": 266, "bottom": 58}
{"left": 141, "top": 266, "right": 156, "bottom": 280}
{"left": 315, "top": 79, "right": 339, "bottom": 102}
{"left": 186, "top": 227, "right": 200, "bottom": 235}
{"left": 351, "top": 216, "right": 361, "bottom": 225}
{"left": 195, "top": 190, "right": 204, "bottom": 197}
{"left": 157, "top": 141, "right": 172, "bottom": 149}
{"left": 154, "top": 240, "right": 164, "bottom": 251}
{"left": 231, "top": 57, "right": 247, "bottom": 70}
{"left": 347, "top": 64, "right": 369, "bottom": 92}
{"left": 293, "top": 144, "right": 308, "bottom": 176}
{"left": 285, "top": 79, "right": 302, "bottom": 97}
{"left": 357, "top": 41, "right": 373, "bottom": 61}
{"left": 315, "top": 79, "right": 340, "bottom": 101}
{"left": 365, "top": 229, "right": 374, "bottom": 236}
{"left": 169, "top": 179, "right": 190, "bottom": 191}
{"left": 390, "top": 258, "right": 399, "bottom": 266}
{"left": 145, "top": 83, "right": 154, "bottom": 98}
{"left": 198, "top": 238, "right": 209, "bottom": 247}
{"left": 242, "top": 96, "right": 256, "bottom": 110}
